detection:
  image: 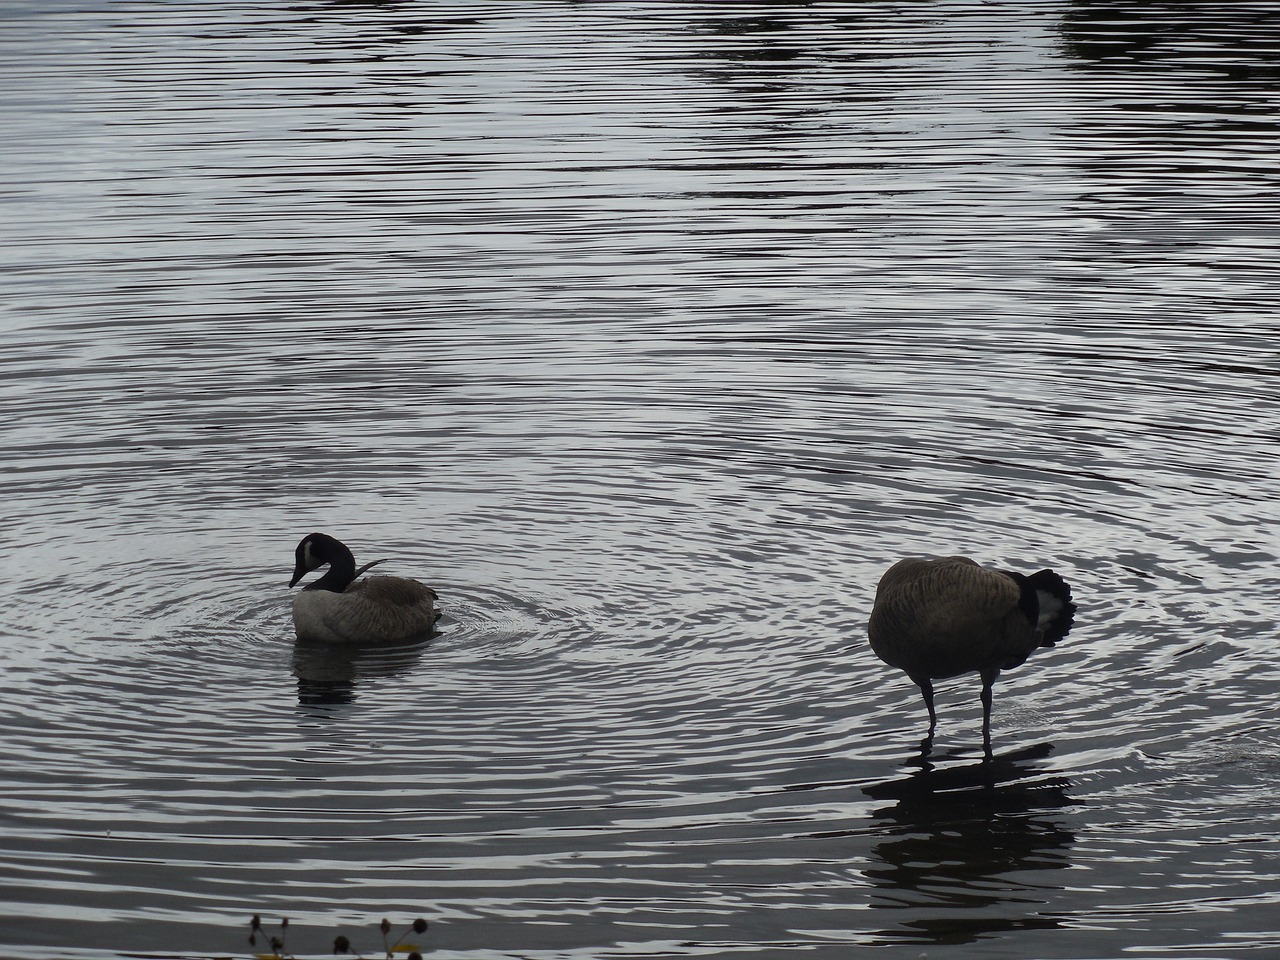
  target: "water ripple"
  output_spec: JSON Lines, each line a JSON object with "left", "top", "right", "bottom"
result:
{"left": 3, "top": 2, "right": 1280, "bottom": 959}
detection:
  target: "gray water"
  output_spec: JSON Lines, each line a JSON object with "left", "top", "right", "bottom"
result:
{"left": 2, "top": 2, "right": 1279, "bottom": 958}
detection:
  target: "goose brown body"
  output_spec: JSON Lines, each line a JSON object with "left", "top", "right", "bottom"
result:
{"left": 289, "top": 533, "right": 439, "bottom": 645}
{"left": 867, "top": 555, "right": 1075, "bottom": 753}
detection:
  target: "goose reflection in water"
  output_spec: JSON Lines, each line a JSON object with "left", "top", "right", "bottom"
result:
{"left": 860, "top": 743, "right": 1076, "bottom": 946}
{"left": 291, "top": 639, "right": 431, "bottom": 708}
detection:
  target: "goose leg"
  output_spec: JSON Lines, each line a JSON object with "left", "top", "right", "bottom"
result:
{"left": 979, "top": 668, "right": 999, "bottom": 759}
{"left": 911, "top": 675, "right": 937, "bottom": 755}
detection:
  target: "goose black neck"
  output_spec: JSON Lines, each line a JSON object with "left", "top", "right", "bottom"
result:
{"left": 307, "top": 542, "right": 357, "bottom": 593}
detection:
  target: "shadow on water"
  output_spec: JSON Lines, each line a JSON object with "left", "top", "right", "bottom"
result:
{"left": 291, "top": 638, "right": 431, "bottom": 708}
{"left": 861, "top": 743, "right": 1076, "bottom": 945}
{"left": 681, "top": 5, "right": 913, "bottom": 114}
{"left": 1060, "top": 1, "right": 1280, "bottom": 82}
{"left": 1053, "top": 2, "right": 1280, "bottom": 280}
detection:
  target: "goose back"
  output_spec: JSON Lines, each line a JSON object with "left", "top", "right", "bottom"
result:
{"left": 292, "top": 574, "right": 438, "bottom": 645}
{"left": 867, "top": 556, "right": 1042, "bottom": 680}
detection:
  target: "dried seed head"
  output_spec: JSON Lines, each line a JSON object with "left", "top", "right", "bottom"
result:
{"left": 334, "top": 934, "right": 351, "bottom": 954}
{"left": 412, "top": 918, "right": 428, "bottom": 934}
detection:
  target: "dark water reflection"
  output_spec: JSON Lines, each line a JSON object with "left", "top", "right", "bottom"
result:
{"left": 1062, "top": 0, "right": 1280, "bottom": 81}
{"left": 292, "top": 639, "right": 430, "bottom": 708}
{"left": 2, "top": 2, "right": 1280, "bottom": 959}
{"left": 864, "top": 745, "right": 1075, "bottom": 945}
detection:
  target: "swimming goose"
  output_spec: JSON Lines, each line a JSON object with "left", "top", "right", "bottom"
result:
{"left": 867, "top": 556, "right": 1075, "bottom": 754}
{"left": 289, "top": 533, "right": 440, "bottom": 644}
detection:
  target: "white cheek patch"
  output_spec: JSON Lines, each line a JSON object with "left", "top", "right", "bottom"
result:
{"left": 304, "top": 539, "right": 318, "bottom": 569}
{"left": 1035, "top": 590, "right": 1063, "bottom": 630}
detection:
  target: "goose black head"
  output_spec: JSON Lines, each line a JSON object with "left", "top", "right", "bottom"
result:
{"left": 290, "top": 532, "right": 353, "bottom": 589}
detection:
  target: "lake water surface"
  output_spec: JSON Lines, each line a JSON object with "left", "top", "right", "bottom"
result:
{"left": 2, "top": 2, "right": 1279, "bottom": 958}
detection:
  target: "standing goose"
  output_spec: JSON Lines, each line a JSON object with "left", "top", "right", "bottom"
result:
{"left": 289, "top": 533, "right": 440, "bottom": 644}
{"left": 867, "top": 556, "right": 1075, "bottom": 754}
